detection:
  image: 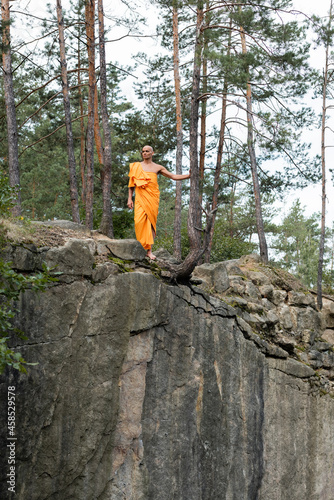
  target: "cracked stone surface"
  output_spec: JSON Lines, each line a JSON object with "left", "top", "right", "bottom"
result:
{"left": 0, "top": 245, "right": 334, "bottom": 499}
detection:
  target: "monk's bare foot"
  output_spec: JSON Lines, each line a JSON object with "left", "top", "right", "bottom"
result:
{"left": 146, "top": 250, "right": 156, "bottom": 261}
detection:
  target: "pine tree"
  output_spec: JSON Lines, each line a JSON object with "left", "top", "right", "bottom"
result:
{"left": 272, "top": 200, "right": 324, "bottom": 288}
{"left": 313, "top": 0, "right": 334, "bottom": 308}
{"left": 172, "top": 1, "right": 183, "bottom": 260}
{"left": 1, "top": 0, "right": 21, "bottom": 215}
{"left": 84, "top": 0, "right": 96, "bottom": 230}
{"left": 98, "top": 0, "right": 114, "bottom": 238}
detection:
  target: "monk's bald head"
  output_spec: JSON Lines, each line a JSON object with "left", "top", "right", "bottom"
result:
{"left": 142, "top": 145, "right": 154, "bottom": 153}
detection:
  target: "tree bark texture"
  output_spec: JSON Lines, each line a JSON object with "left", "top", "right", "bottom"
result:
{"left": 56, "top": 0, "right": 80, "bottom": 223}
{"left": 98, "top": 0, "right": 114, "bottom": 238}
{"left": 2, "top": 0, "right": 21, "bottom": 215}
{"left": 85, "top": 0, "right": 96, "bottom": 230}
{"left": 77, "top": 41, "right": 86, "bottom": 204}
{"left": 199, "top": 4, "right": 209, "bottom": 210}
{"left": 94, "top": 84, "right": 104, "bottom": 166}
{"left": 239, "top": 23, "right": 268, "bottom": 263}
{"left": 172, "top": 4, "right": 183, "bottom": 261}
{"left": 162, "top": 209, "right": 216, "bottom": 282}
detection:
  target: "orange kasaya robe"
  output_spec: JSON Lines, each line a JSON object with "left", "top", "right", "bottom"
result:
{"left": 128, "top": 162, "right": 160, "bottom": 250}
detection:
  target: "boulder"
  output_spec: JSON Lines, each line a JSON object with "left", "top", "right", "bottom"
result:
{"left": 43, "top": 238, "right": 95, "bottom": 276}
{"left": 227, "top": 276, "right": 246, "bottom": 295}
{"left": 224, "top": 259, "right": 245, "bottom": 276}
{"left": 96, "top": 238, "right": 146, "bottom": 261}
{"left": 322, "top": 329, "right": 334, "bottom": 345}
{"left": 261, "top": 298, "right": 276, "bottom": 310}
{"left": 287, "top": 291, "right": 316, "bottom": 309}
{"left": 322, "top": 298, "right": 334, "bottom": 329}
{"left": 259, "top": 284, "right": 274, "bottom": 299}
{"left": 290, "top": 306, "right": 322, "bottom": 333}
{"left": 247, "top": 270, "right": 271, "bottom": 286}
{"left": 314, "top": 341, "right": 333, "bottom": 352}
{"left": 239, "top": 253, "right": 262, "bottom": 265}
{"left": 244, "top": 280, "right": 262, "bottom": 300}
{"left": 9, "top": 244, "right": 38, "bottom": 271}
{"left": 154, "top": 247, "right": 180, "bottom": 264}
{"left": 91, "top": 262, "right": 120, "bottom": 282}
{"left": 192, "top": 262, "right": 230, "bottom": 293}
{"left": 277, "top": 305, "right": 294, "bottom": 330}
{"left": 271, "top": 289, "right": 288, "bottom": 306}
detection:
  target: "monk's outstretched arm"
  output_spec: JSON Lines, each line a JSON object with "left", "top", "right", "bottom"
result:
{"left": 160, "top": 167, "right": 191, "bottom": 181}
{"left": 127, "top": 187, "right": 134, "bottom": 209}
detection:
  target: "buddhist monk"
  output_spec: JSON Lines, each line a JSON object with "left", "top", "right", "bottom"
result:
{"left": 127, "top": 145, "right": 190, "bottom": 260}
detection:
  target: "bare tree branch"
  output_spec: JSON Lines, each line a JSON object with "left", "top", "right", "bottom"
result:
{"left": 18, "top": 83, "right": 88, "bottom": 129}
{"left": 18, "top": 114, "right": 88, "bottom": 157}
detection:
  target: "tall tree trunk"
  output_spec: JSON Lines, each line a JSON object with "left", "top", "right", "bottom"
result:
{"left": 239, "top": 21, "right": 268, "bottom": 263}
{"left": 165, "top": 0, "right": 207, "bottom": 280}
{"left": 204, "top": 16, "right": 232, "bottom": 263}
{"left": 85, "top": 0, "right": 95, "bottom": 230}
{"left": 172, "top": 3, "right": 183, "bottom": 260}
{"left": 199, "top": 2, "right": 209, "bottom": 209}
{"left": 187, "top": 1, "right": 204, "bottom": 252}
{"left": 317, "top": 0, "right": 333, "bottom": 310}
{"left": 56, "top": 0, "right": 80, "bottom": 223}
{"left": 98, "top": 0, "right": 114, "bottom": 238}
{"left": 2, "top": 0, "right": 21, "bottom": 216}
{"left": 77, "top": 37, "right": 86, "bottom": 204}
{"left": 94, "top": 84, "right": 104, "bottom": 166}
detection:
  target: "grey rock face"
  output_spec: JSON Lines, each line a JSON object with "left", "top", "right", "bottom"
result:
{"left": 259, "top": 284, "right": 274, "bottom": 299}
{"left": 288, "top": 290, "right": 316, "bottom": 308}
{"left": 247, "top": 270, "right": 271, "bottom": 286}
{"left": 154, "top": 247, "right": 181, "bottom": 264}
{"left": 223, "top": 259, "right": 244, "bottom": 276}
{"left": 8, "top": 244, "right": 38, "bottom": 271}
{"left": 0, "top": 250, "right": 334, "bottom": 500}
{"left": 322, "top": 297, "right": 334, "bottom": 328}
{"left": 91, "top": 262, "right": 120, "bottom": 282}
{"left": 97, "top": 238, "right": 147, "bottom": 261}
{"left": 43, "top": 238, "right": 95, "bottom": 276}
{"left": 323, "top": 329, "right": 334, "bottom": 344}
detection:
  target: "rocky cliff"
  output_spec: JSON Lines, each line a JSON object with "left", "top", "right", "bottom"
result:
{"left": 1, "top": 222, "right": 334, "bottom": 500}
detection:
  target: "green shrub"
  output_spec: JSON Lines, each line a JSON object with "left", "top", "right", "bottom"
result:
{"left": 0, "top": 263, "right": 60, "bottom": 374}
{"left": 0, "top": 260, "right": 59, "bottom": 374}
{"left": 154, "top": 230, "right": 256, "bottom": 263}
{"left": 210, "top": 235, "right": 257, "bottom": 262}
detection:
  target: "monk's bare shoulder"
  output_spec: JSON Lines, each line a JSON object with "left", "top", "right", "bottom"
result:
{"left": 141, "top": 161, "right": 164, "bottom": 174}
{"left": 154, "top": 163, "right": 165, "bottom": 173}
